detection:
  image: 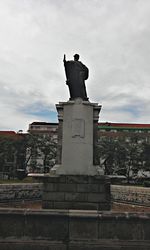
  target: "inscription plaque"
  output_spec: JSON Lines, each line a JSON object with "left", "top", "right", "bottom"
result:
{"left": 72, "top": 119, "right": 85, "bottom": 138}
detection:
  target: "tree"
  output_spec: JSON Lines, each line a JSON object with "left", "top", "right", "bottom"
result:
{"left": 97, "top": 137, "right": 119, "bottom": 175}
{"left": 26, "top": 134, "right": 57, "bottom": 173}
{"left": 97, "top": 134, "right": 148, "bottom": 182}
{"left": 36, "top": 134, "right": 57, "bottom": 172}
{"left": 141, "top": 142, "right": 150, "bottom": 172}
{"left": 114, "top": 137, "right": 142, "bottom": 182}
{"left": 0, "top": 132, "right": 57, "bottom": 178}
{"left": 25, "top": 134, "right": 39, "bottom": 172}
{"left": 0, "top": 135, "right": 25, "bottom": 179}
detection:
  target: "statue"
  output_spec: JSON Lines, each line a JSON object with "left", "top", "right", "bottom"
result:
{"left": 63, "top": 54, "right": 89, "bottom": 101}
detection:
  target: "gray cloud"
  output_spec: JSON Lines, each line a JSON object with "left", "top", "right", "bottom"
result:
{"left": 0, "top": 0, "right": 150, "bottom": 131}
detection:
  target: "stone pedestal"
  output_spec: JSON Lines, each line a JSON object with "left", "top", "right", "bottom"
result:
{"left": 42, "top": 99, "right": 111, "bottom": 211}
{"left": 42, "top": 175, "right": 111, "bottom": 210}
{"left": 53, "top": 98, "right": 102, "bottom": 175}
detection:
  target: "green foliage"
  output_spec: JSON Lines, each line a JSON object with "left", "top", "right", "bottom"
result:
{"left": 97, "top": 135, "right": 150, "bottom": 181}
{"left": 0, "top": 133, "right": 57, "bottom": 178}
{"left": 0, "top": 135, "right": 27, "bottom": 178}
{"left": 26, "top": 134, "right": 57, "bottom": 173}
{"left": 143, "top": 180, "right": 150, "bottom": 187}
{"left": 97, "top": 137, "right": 118, "bottom": 175}
{"left": 0, "top": 177, "right": 35, "bottom": 184}
{"left": 141, "top": 143, "right": 150, "bottom": 171}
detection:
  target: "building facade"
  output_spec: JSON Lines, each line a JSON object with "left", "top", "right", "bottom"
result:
{"left": 98, "top": 122, "right": 150, "bottom": 142}
{"left": 28, "top": 121, "right": 150, "bottom": 142}
{"left": 28, "top": 122, "right": 58, "bottom": 141}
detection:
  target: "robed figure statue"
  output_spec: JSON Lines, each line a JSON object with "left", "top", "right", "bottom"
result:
{"left": 63, "top": 54, "right": 89, "bottom": 100}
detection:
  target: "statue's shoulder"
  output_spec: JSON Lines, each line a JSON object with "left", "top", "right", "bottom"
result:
{"left": 65, "top": 60, "right": 75, "bottom": 64}
{"left": 79, "top": 61, "right": 88, "bottom": 70}
{"left": 64, "top": 60, "right": 75, "bottom": 68}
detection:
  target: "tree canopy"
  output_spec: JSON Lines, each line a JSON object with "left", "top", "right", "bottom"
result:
{"left": 97, "top": 135, "right": 150, "bottom": 181}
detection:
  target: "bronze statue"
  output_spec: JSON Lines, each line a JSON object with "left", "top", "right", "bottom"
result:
{"left": 63, "top": 54, "right": 89, "bottom": 100}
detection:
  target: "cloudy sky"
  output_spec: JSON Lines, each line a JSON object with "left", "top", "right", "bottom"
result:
{"left": 0, "top": 0, "right": 150, "bottom": 132}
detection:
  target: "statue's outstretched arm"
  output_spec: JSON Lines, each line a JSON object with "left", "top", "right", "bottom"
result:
{"left": 63, "top": 54, "right": 66, "bottom": 62}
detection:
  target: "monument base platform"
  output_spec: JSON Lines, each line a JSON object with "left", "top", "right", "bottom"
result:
{"left": 42, "top": 175, "right": 111, "bottom": 211}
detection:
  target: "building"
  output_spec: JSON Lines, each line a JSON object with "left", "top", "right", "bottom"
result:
{"left": 98, "top": 122, "right": 150, "bottom": 143}
{"left": 28, "top": 121, "right": 150, "bottom": 141}
{"left": 28, "top": 122, "right": 58, "bottom": 142}
{"left": 98, "top": 122, "right": 150, "bottom": 133}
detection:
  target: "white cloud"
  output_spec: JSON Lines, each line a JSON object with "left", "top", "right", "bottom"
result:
{"left": 0, "top": 0, "right": 150, "bottom": 131}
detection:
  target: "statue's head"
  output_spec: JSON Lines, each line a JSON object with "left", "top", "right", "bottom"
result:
{"left": 74, "top": 54, "right": 80, "bottom": 61}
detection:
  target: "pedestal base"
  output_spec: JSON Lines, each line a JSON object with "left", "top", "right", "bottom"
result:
{"left": 42, "top": 175, "right": 111, "bottom": 211}
{"left": 51, "top": 164, "right": 104, "bottom": 176}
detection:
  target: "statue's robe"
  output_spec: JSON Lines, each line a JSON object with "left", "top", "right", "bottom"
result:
{"left": 64, "top": 60, "right": 89, "bottom": 100}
